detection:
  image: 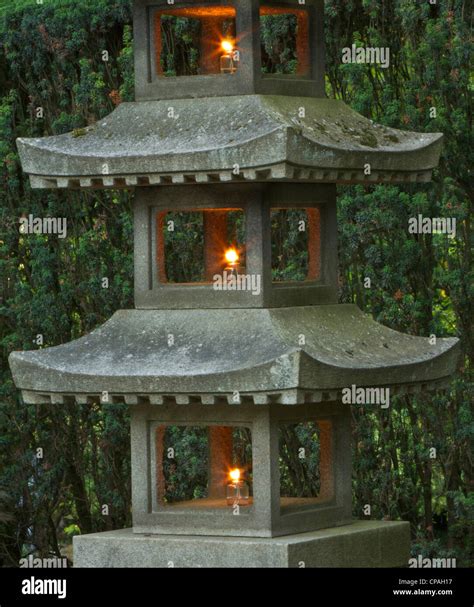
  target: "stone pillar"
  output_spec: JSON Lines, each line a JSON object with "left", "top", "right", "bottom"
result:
{"left": 208, "top": 426, "right": 233, "bottom": 499}
{"left": 307, "top": 207, "right": 321, "bottom": 280}
{"left": 318, "top": 420, "right": 334, "bottom": 502}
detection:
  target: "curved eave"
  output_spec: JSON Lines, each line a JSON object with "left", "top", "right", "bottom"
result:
{"left": 8, "top": 305, "right": 459, "bottom": 405}
{"left": 16, "top": 96, "right": 443, "bottom": 189}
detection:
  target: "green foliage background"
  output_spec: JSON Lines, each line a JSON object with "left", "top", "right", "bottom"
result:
{"left": 0, "top": 0, "right": 472, "bottom": 565}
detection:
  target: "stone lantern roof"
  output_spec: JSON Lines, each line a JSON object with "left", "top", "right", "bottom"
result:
{"left": 9, "top": 306, "right": 458, "bottom": 406}
{"left": 18, "top": 96, "right": 442, "bottom": 189}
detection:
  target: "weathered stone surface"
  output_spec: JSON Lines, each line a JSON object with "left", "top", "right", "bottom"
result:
{"left": 73, "top": 521, "right": 410, "bottom": 568}
{"left": 9, "top": 305, "right": 459, "bottom": 400}
{"left": 17, "top": 96, "right": 443, "bottom": 187}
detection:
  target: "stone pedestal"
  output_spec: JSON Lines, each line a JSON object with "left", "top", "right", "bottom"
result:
{"left": 73, "top": 521, "right": 410, "bottom": 568}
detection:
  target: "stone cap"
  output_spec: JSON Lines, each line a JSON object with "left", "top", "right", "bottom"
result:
{"left": 17, "top": 96, "right": 443, "bottom": 189}
{"left": 8, "top": 305, "right": 459, "bottom": 405}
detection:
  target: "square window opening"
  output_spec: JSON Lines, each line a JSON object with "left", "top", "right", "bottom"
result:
{"left": 154, "top": 425, "right": 253, "bottom": 509}
{"left": 155, "top": 6, "right": 239, "bottom": 77}
{"left": 279, "top": 420, "right": 334, "bottom": 513}
{"left": 271, "top": 207, "right": 321, "bottom": 282}
{"left": 157, "top": 209, "right": 246, "bottom": 284}
{"left": 260, "top": 5, "right": 310, "bottom": 76}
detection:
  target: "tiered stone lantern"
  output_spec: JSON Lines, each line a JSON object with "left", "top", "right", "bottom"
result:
{"left": 10, "top": 0, "right": 459, "bottom": 567}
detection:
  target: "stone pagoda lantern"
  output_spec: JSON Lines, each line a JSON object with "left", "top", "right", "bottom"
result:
{"left": 10, "top": 0, "right": 459, "bottom": 568}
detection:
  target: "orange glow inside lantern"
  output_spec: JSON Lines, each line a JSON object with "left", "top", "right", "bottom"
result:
{"left": 220, "top": 39, "right": 237, "bottom": 74}
{"left": 224, "top": 247, "right": 239, "bottom": 267}
{"left": 221, "top": 39, "right": 234, "bottom": 54}
{"left": 229, "top": 468, "right": 241, "bottom": 482}
{"left": 226, "top": 468, "right": 249, "bottom": 506}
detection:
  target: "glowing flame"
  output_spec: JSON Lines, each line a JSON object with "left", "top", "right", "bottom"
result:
{"left": 229, "top": 468, "right": 241, "bottom": 482}
{"left": 221, "top": 39, "right": 234, "bottom": 54}
{"left": 225, "top": 248, "right": 239, "bottom": 266}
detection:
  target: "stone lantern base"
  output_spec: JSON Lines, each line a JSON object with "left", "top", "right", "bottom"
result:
{"left": 73, "top": 520, "right": 410, "bottom": 568}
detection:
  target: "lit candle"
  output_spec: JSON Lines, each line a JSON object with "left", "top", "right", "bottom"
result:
{"left": 220, "top": 39, "right": 237, "bottom": 74}
{"left": 224, "top": 247, "right": 240, "bottom": 281}
{"left": 225, "top": 247, "right": 239, "bottom": 268}
{"left": 226, "top": 468, "right": 249, "bottom": 506}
